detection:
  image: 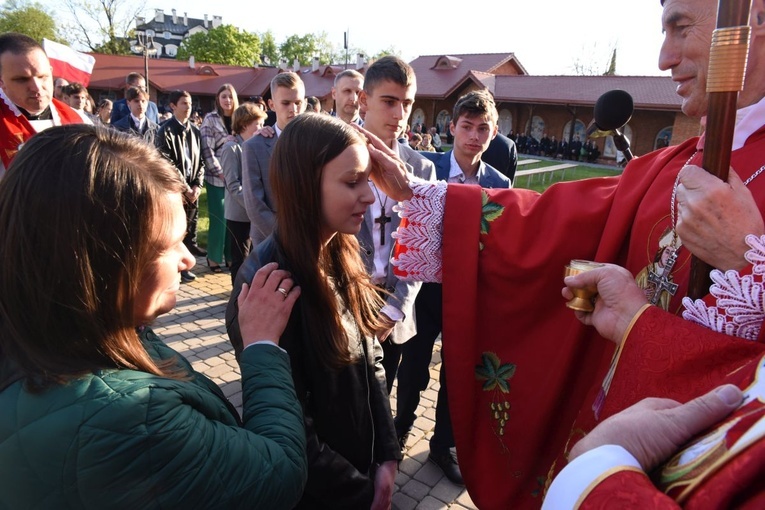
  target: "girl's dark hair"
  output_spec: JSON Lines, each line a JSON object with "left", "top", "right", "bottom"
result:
{"left": 270, "top": 113, "right": 384, "bottom": 368}
{"left": 0, "top": 125, "right": 186, "bottom": 390}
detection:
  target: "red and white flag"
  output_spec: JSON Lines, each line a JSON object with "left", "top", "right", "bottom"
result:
{"left": 42, "top": 39, "right": 96, "bottom": 87}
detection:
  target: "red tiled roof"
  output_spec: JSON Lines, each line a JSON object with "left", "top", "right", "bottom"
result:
{"left": 410, "top": 53, "right": 528, "bottom": 97}
{"left": 493, "top": 75, "right": 681, "bottom": 110}
{"left": 88, "top": 53, "right": 277, "bottom": 97}
{"left": 88, "top": 53, "right": 369, "bottom": 100}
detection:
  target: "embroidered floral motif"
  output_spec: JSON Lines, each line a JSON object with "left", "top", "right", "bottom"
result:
{"left": 475, "top": 352, "right": 516, "bottom": 438}
{"left": 479, "top": 191, "right": 505, "bottom": 251}
{"left": 682, "top": 234, "right": 765, "bottom": 340}
{"left": 391, "top": 179, "right": 446, "bottom": 282}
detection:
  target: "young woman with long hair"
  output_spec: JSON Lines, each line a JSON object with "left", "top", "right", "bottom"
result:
{"left": 227, "top": 113, "right": 402, "bottom": 509}
{"left": 201, "top": 82, "right": 239, "bottom": 272}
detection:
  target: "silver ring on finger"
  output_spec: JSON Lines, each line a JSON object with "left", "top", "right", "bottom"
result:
{"left": 277, "top": 287, "right": 288, "bottom": 298}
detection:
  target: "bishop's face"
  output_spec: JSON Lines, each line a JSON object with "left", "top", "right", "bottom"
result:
{"left": 658, "top": 0, "right": 717, "bottom": 118}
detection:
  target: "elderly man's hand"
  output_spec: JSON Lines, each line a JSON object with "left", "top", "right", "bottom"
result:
{"left": 676, "top": 165, "right": 765, "bottom": 271}
{"left": 563, "top": 264, "right": 648, "bottom": 344}
{"left": 569, "top": 384, "right": 743, "bottom": 472}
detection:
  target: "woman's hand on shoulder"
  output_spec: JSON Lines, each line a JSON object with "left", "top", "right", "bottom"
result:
{"left": 238, "top": 262, "right": 300, "bottom": 348}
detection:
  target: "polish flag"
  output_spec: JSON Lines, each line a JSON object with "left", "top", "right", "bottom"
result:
{"left": 42, "top": 39, "right": 96, "bottom": 87}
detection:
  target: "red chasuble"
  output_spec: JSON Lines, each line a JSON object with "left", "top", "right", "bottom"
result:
{"left": 579, "top": 353, "right": 765, "bottom": 509}
{"left": 0, "top": 97, "right": 83, "bottom": 168}
{"left": 439, "top": 127, "right": 765, "bottom": 509}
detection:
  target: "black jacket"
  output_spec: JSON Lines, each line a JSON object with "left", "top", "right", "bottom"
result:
{"left": 226, "top": 237, "right": 402, "bottom": 509}
{"left": 155, "top": 117, "right": 204, "bottom": 189}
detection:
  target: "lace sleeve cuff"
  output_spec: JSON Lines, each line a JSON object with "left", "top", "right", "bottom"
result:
{"left": 391, "top": 178, "right": 447, "bottom": 283}
{"left": 682, "top": 234, "right": 765, "bottom": 340}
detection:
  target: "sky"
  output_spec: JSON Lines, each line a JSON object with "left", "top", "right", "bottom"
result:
{"left": 46, "top": 0, "right": 669, "bottom": 76}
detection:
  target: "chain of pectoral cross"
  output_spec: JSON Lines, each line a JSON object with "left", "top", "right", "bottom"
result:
{"left": 372, "top": 183, "right": 392, "bottom": 246}
{"left": 649, "top": 151, "right": 765, "bottom": 303}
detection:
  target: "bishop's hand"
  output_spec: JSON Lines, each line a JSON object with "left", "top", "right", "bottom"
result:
{"left": 676, "top": 165, "right": 765, "bottom": 271}
{"left": 563, "top": 264, "right": 648, "bottom": 344}
{"left": 353, "top": 124, "right": 413, "bottom": 202}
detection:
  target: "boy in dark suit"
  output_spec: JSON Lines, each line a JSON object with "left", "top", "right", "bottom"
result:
{"left": 398, "top": 90, "right": 511, "bottom": 485}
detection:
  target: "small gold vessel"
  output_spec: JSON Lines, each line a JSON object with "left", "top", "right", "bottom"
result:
{"left": 564, "top": 259, "right": 604, "bottom": 312}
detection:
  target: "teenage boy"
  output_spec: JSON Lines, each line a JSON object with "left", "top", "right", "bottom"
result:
{"left": 242, "top": 72, "right": 305, "bottom": 245}
{"left": 397, "top": 90, "right": 513, "bottom": 485}
{"left": 355, "top": 56, "right": 453, "bottom": 477}
{"left": 112, "top": 86, "right": 158, "bottom": 144}
{"left": 156, "top": 90, "right": 206, "bottom": 282}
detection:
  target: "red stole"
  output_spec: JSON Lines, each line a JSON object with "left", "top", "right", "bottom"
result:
{"left": 440, "top": 128, "right": 765, "bottom": 509}
{"left": 0, "top": 98, "right": 83, "bottom": 168}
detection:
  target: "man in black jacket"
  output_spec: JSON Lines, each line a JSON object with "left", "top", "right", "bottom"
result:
{"left": 156, "top": 90, "right": 206, "bottom": 282}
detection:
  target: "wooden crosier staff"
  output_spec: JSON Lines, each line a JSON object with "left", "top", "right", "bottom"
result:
{"left": 687, "top": 0, "right": 753, "bottom": 299}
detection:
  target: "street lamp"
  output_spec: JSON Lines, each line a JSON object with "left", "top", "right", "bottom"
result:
{"left": 132, "top": 32, "right": 158, "bottom": 89}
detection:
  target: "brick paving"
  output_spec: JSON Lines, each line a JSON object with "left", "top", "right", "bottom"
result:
{"left": 152, "top": 257, "right": 476, "bottom": 509}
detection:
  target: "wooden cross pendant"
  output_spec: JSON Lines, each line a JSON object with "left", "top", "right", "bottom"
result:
{"left": 647, "top": 249, "right": 679, "bottom": 305}
{"left": 375, "top": 212, "right": 392, "bottom": 245}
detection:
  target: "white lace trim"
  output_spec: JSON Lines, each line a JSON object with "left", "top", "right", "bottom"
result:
{"left": 391, "top": 178, "right": 447, "bottom": 282}
{"left": 0, "top": 88, "right": 21, "bottom": 117}
{"left": 682, "top": 234, "right": 765, "bottom": 340}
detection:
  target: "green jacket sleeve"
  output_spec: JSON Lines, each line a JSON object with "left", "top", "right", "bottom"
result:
{"left": 72, "top": 344, "right": 306, "bottom": 510}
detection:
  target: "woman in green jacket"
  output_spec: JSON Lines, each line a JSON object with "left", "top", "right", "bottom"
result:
{"left": 0, "top": 125, "right": 307, "bottom": 509}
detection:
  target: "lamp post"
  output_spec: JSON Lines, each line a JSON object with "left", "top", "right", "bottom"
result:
{"left": 132, "top": 31, "right": 157, "bottom": 90}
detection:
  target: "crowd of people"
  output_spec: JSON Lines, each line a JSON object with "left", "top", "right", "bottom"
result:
{"left": 509, "top": 131, "right": 602, "bottom": 162}
{"left": 2, "top": 0, "right": 765, "bottom": 506}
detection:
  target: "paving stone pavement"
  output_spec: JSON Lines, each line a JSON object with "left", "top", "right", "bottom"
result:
{"left": 152, "top": 258, "right": 477, "bottom": 510}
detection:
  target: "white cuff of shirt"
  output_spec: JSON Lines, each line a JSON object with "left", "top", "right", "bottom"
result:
{"left": 242, "top": 339, "right": 287, "bottom": 354}
{"left": 380, "top": 304, "right": 404, "bottom": 322}
{"left": 542, "top": 445, "right": 642, "bottom": 510}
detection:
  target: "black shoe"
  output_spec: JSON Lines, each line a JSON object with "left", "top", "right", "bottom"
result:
{"left": 180, "top": 270, "right": 196, "bottom": 283}
{"left": 187, "top": 244, "right": 207, "bottom": 257}
{"left": 207, "top": 258, "right": 223, "bottom": 273}
{"left": 429, "top": 449, "right": 464, "bottom": 486}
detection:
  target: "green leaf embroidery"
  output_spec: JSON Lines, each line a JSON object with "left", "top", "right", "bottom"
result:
{"left": 479, "top": 191, "right": 505, "bottom": 245}
{"left": 475, "top": 352, "right": 516, "bottom": 394}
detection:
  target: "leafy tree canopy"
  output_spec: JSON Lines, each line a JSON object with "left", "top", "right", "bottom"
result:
{"left": 0, "top": 0, "right": 64, "bottom": 43}
{"left": 177, "top": 24, "right": 261, "bottom": 67}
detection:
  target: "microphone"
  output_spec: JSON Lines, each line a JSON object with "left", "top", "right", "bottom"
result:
{"left": 586, "top": 89, "right": 635, "bottom": 162}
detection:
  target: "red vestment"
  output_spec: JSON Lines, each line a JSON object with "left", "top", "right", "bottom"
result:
{"left": 0, "top": 97, "right": 83, "bottom": 169}
{"left": 438, "top": 128, "right": 765, "bottom": 509}
{"left": 577, "top": 352, "right": 765, "bottom": 509}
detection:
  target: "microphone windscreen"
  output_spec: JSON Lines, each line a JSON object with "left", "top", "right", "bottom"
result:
{"left": 593, "top": 90, "right": 633, "bottom": 131}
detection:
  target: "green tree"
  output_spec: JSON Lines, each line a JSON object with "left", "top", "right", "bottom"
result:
{"left": 372, "top": 46, "right": 400, "bottom": 60}
{"left": 279, "top": 34, "right": 317, "bottom": 66}
{"left": 177, "top": 24, "right": 261, "bottom": 67}
{"left": 279, "top": 32, "right": 344, "bottom": 66}
{"left": 0, "top": 0, "right": 64, "bottom": 43}
{"left": 258, "top": 30, "right": 279, "bottom": 66}
{"left": 63, "top": 0, "right": 144, "bottom": 55}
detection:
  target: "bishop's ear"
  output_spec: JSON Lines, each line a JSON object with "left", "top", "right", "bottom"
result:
{"left": 753, "top": 0, "right": 765, "bottom": 34}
